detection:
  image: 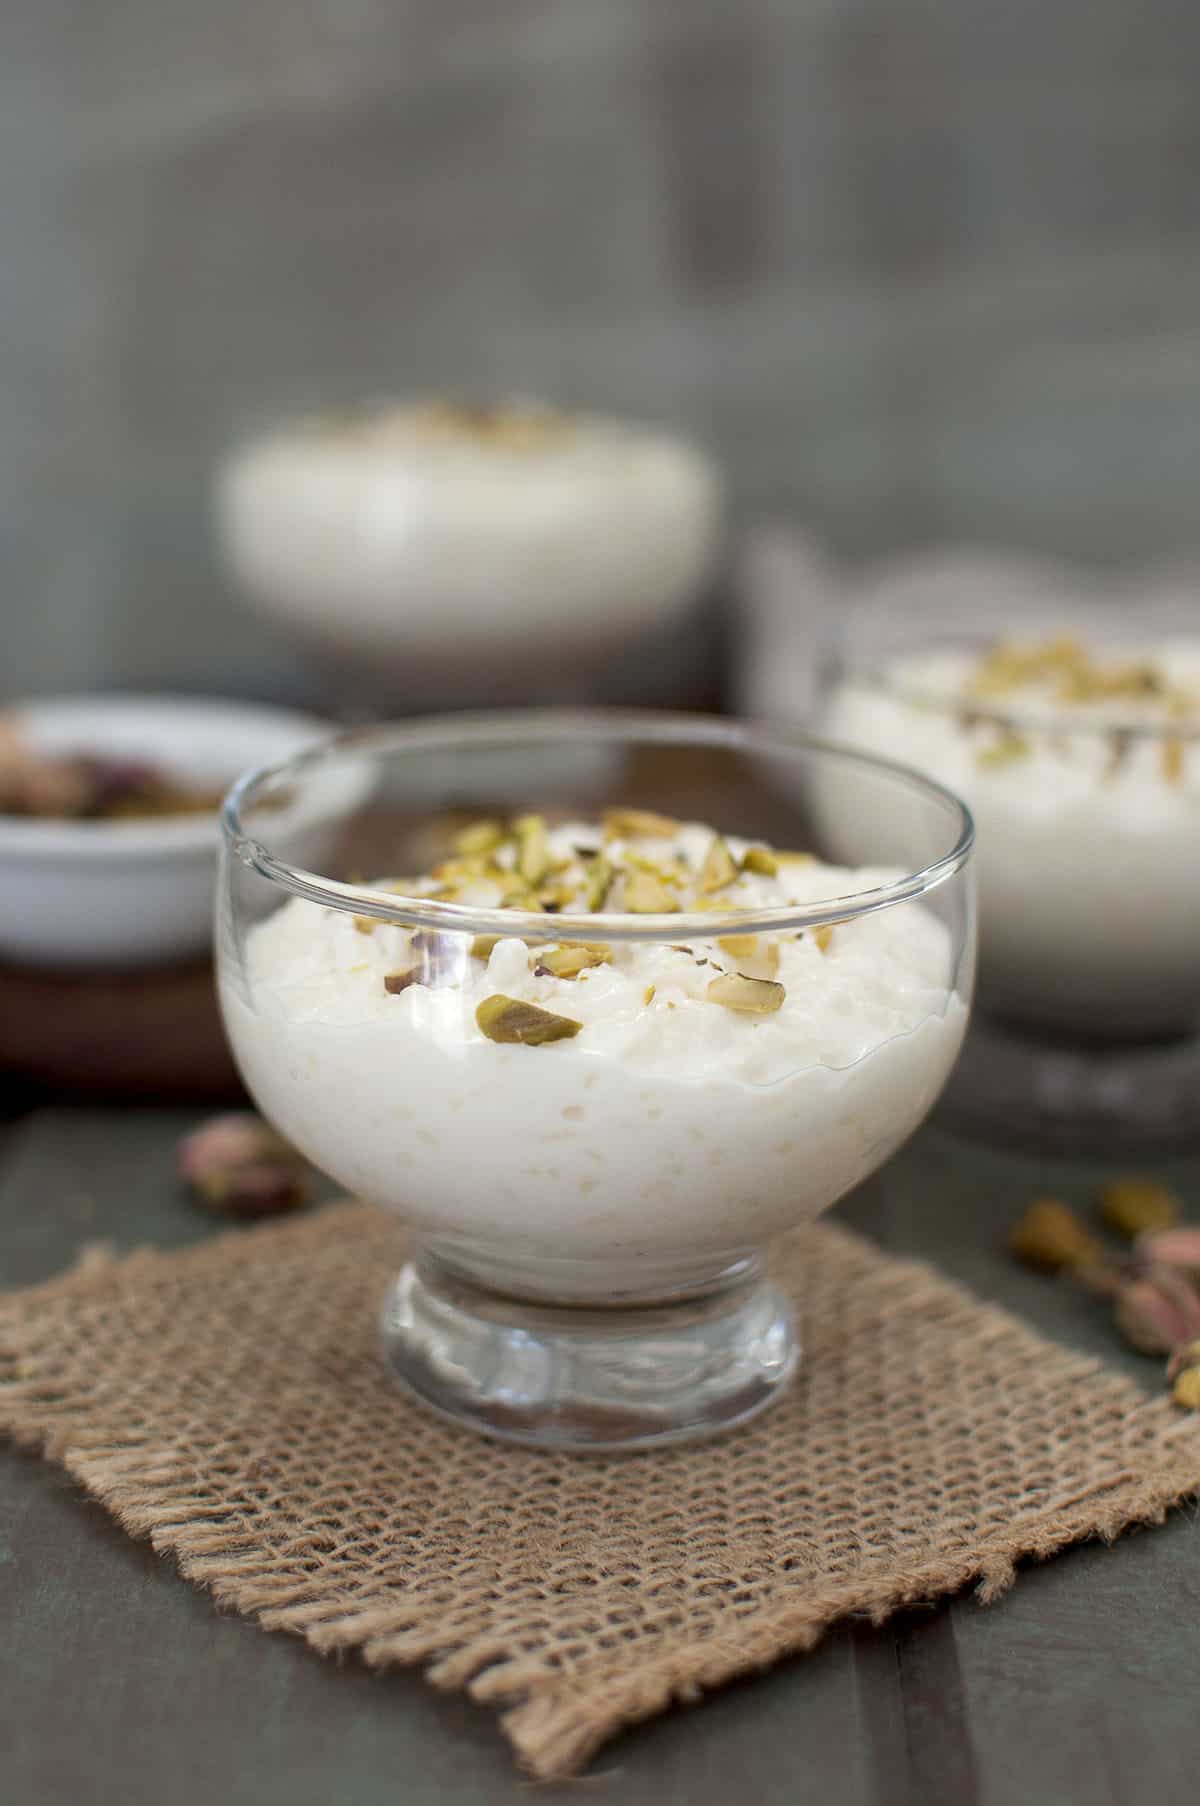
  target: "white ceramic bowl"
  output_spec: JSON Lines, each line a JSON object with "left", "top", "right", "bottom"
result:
{"left": 0, "top": 695, "right": 327, "bottom": 970}
{"left": 214, "top": 400, "right": 724, "bottom": 706}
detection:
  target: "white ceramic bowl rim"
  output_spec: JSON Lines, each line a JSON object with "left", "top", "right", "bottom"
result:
{"left": 0, "top": 695, "right": 329, "bottom": 860}
{"left": 222, "top": 708, "right": 975, "bottom": 942}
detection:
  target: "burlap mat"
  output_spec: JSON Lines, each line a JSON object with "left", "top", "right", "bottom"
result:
{"left": 3, "top": 1202, "right": 1200, "bottom": 1780}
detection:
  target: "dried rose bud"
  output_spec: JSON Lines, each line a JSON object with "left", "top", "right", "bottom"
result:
{"left": 1113, "top": 1266, "right": 1200, "bottom": 1357}
{"left": 1100, "top": 1177, "right": 1181, "bottom": 1240}
{"left": 177, "top": 1112, "right": 308, "bottom": 1218}
{"left": 1135, "top": 1226, "right": 1200, "bottom": 1288}
{"left": 1009, "top": 1198, "right": 1101, "bottom": 1274}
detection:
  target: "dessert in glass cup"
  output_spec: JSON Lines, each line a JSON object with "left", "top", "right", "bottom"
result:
{"left": 822, "top": 582, "right": 1200, "bottom": 1145}
{"left": 218, "top": 713, "right": 975, "bottom": 1449}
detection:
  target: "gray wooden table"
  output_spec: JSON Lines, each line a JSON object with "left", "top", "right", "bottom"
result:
{"left": 2, "top": 1104, "right": 1198, "bottom": 1806}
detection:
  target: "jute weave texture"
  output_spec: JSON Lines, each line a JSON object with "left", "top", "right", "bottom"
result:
{"left": 3, "top": 1201, "right": 1198, "bottom": 1779}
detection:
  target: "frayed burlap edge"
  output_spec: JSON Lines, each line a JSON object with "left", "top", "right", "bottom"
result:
{"left": 2, "top": 1203, "right": 1200, "bottom": 1781}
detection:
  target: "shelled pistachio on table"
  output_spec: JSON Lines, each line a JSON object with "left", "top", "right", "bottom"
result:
{"left": 178, "top": 1112, "right": 309, "bottom": 1217}
{"left": 1010, "top": 1178, "right": 1200, "bottom": 1407}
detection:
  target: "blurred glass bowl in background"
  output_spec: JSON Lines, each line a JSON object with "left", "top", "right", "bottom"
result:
{"left": 214, "top": 398, "right": 724, "bottom": 712}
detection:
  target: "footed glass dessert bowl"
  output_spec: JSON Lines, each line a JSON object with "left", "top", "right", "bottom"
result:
{"left": 218, "top": 712, "right": 975, "bottom": 1450}
{"left": 823, "top": 590, "right": 1200, "bottom": 1148}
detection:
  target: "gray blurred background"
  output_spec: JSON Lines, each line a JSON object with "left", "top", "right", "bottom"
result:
{"left": 4, "top": 0, "right": 1200, "bottom": 701}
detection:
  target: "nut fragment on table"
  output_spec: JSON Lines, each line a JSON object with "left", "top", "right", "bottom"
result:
{"left": 1113, "top": 1267, "right": 1200, "bottom": 1356}
{"left": 1009, "top": 1198, "right": 1101, "bottom": 1273}
{"left": 1100, "top": 1177, "right": 1181, "bottom": 1240}
{"left": 1168, "top": 1340, "right": 1200, "bottom": 1409}
{"left": 177, "top": 1112, "right": 309, "bottom": 1217}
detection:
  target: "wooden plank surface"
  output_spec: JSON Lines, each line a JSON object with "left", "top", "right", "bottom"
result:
{"left": 1, "top": 1106, "right": 1198, "bottom": 1806}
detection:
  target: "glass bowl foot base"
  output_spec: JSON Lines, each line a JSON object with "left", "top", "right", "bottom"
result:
{"left": 941, "top": 1013, "right": 1200, "bottom": 1153}
{"left": 380, "top": 1252, "right": 798, "bottom": 1452}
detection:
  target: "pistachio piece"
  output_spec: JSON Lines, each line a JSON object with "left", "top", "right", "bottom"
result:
{"left": 813, "top": 925, "right": 834, "bottom": 954}
{"left": 533, "top": 944, "right": 612, "bottom": 979}
{"left": 1162, "top": 736, "right": 1185, "bottom": 784}
{"left": 475, "top": 994, "right": 582, "bottom": 1045}
{"left": 514, "top": 814, "right": 551, "bottom": 885}
{"left": 644, "top": 983, "right": 656, "bottom": 1004}
{"left": 1010, "top": 1198, "right": 1101, "bottom": 1273}
{"left": 453, "top": 818, "right": 506, "bottom": 856}
{"left": 1100, "top": 1177, "right": 1181, "bottom": 1240}
{"left": 177, "top": 1113, "right": 308, "bottom": 1219}
{"left": 1172, "top": 1365, "right": 1200, "bottom": 1410}
{"left": 602, "top": 807, "right": 680, "bottom": 839}
{"left": 718, "top": 933, "right": 759, "bottom": 959}
{"left": 700, "top": 834, "right": 738, "bottom": 894}
{"left": 383, "top": 969, "right": 418, "bottom": 995}
{"left": 498, "top": 878, "right": 543, "bottom": 910}
{"left": 626, "top": 852, "right": 684, "bottom": 884}
{"left": 470, "top": 934, "right": 502, "bottom": 959}
{"left": 706, "top": 973, "right": 785, "bottom": 1014}
{"left": 623, "top": 869, "right": 681, "bottom": 913}
{"left": 432, "top": 853, "right": 501, "bottom": 882}
{"left": 740, "top": 846, "right": 778, "bottom": 877}
{"left": 1114, "top": 1267, "right": 1200, "bottom": 1356}
{"left": 585, "top": 852, "right": 614, "bottom": 912}
{"left": 776, "top": 850, "right": 816, "bottom": 868}
{"left": 976, "top": 733, "right": 1032, "bottom": 769}
{"left": 353, "top": 914, "right": 379, "bottom": 935}
{"left": 537, "top": 881, "right": 579, "bottom": 913}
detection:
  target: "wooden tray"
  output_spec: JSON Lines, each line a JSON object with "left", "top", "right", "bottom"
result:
{"left": 0, "top": 961, "right": 243, "bottom": 1101}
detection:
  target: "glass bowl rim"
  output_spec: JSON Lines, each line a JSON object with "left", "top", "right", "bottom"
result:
{"left": 220, "top": 708, "right": 975, "bottom": 941}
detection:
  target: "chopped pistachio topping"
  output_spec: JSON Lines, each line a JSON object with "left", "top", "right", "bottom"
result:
{"left": 602, "top": 807, "right": 681, "bottom": 839}
{"left": 433, "top": 853, "right": 501, "bottom": 881}
{"left": 706, "top": 973, "right": 786, "bottom": 1014}
{"left": 776, "top": 850, "right": 816, "bottom": 867}
{"left": 813, "top": 925, "right": 834, "bottom": 954}
{"left": 623, "top": 869, "right": 681, "bottom": 913}
{"left": 470, "top": 934, "right": 502, "bottom": 959}
{"left": 453, "top": 818, "right": 507, "bottom": 856}
{"left": 1162, "top": 735, "right": 1185, "bottom": 784}
{"left": 537, "top": 881, "right": 578, "bottom": 912}
{"left": 740, "top": 846, "right": 778, "bottom": 876}
{"left": 514, "top": 814, "right": 551, "bottom": 885}
{"left": 353, "top": 914, "right": 379, "bottom": 935}
{"left": 585, "top": 852, "right": 614, "bottom": 911}
{"left": 532, "top": 944, "right": 612, "bottom": 979}
{"left": 976, "top": 732, "right": 1032, "bottom": 769}
{"left": 699, "top": 834, "right": 739, "bottom": 894}
{"left": 644, "top": 983, "right": 656, "bottom": 1005}
{"left": 383, "top": 969, "right": 417, "bottom": 994}
{"left": 718, "top": 933, "right": 759, "bottom": 960}
{"left": 970, "top": 635, "right": 1087, "bottom": 697}
{"left": 969, "top": 634, "right": 1197, "bottom": 720}
{"left": 475, "top": 994, "right": 582, "bottom": 1045}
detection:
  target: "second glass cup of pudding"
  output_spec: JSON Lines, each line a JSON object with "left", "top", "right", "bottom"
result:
{"left": 218, "top": 713, "right": 975, "bottom": 1450}
{"left": 822, "top": 593, "right": 1200, "bottom": 1144}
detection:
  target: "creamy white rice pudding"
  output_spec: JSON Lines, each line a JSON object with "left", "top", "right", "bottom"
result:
{"left": 221, "top": 814, "right": 966, "bottom": 1294}
{"left": 826, "top": 635, "right": 1200, "bottom": 1035}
